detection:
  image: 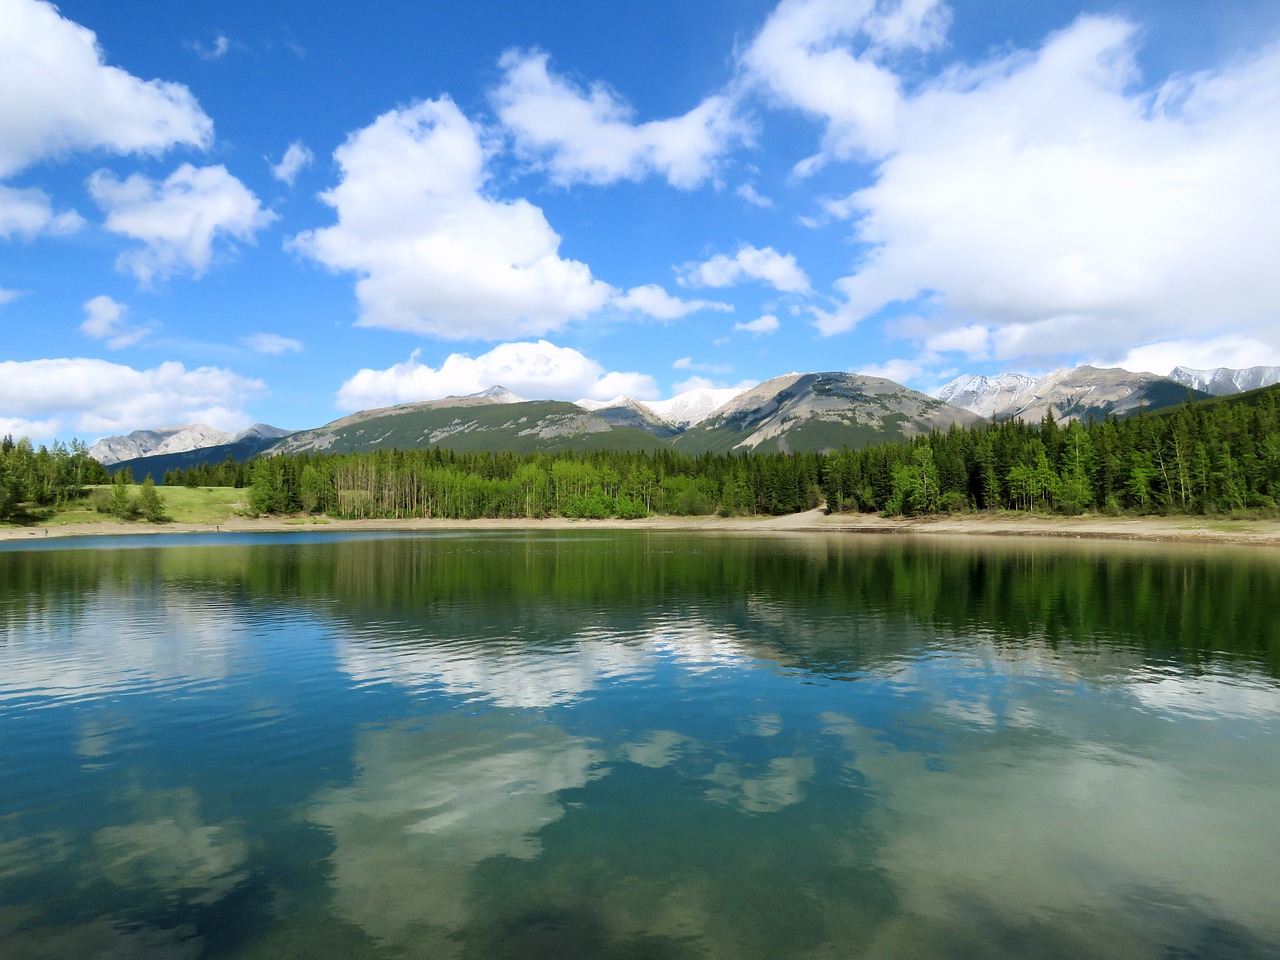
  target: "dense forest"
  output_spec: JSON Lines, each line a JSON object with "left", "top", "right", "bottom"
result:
{"left": 0, "top": 436, "right": 108, "bottom": 521}
{"left": 151, "top": 386, "right": 1280, "bottom": 520}
{"left": 823, "top": 388, "right": 1280, "bottom": 516}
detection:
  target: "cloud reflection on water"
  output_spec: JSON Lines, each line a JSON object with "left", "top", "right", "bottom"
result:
{"left": 820, "top": 652, "right": 1280, "bottom": 954}
{"left": 309, "top": 717, "right": 606, "bottom": 954}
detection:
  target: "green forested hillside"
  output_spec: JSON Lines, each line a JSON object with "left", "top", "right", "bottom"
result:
{"left": 272, "top": 401, "right": 669, "bottom": 456}
{"left": 823, "top": 386, "right": 1280, "bottom": 515}
{"left": 151, "top": 386, "right": 1280, "bottom": 521}
{"left": 9, "top": 385, "right": 1280, "bottom": 525}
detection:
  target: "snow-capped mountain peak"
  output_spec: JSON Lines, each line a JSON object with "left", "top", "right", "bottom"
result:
{"left": 1168, "top": 365, "right": 1280, "bottom": 397}
{"left": 933, "top": 373, "right": 1038, "bottom": 418}
{"left": 642, "top": 386, "right": 746, "bottom": 427}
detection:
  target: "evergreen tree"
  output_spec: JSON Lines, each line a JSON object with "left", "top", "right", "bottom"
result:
{"left": 138, "top": 476, "right": 168, "bottom": 523}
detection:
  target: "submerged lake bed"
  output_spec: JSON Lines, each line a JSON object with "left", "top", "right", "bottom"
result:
{"left": 1, "top": 531, "right": 1278, "bottom": 959}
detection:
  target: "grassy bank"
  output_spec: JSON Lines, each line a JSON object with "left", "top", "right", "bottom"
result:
{"left": 2, "top": 485, "right": 250, "bottom": 529}
{"left": 6, "top": 487, "right": 1280, "bottom": 548}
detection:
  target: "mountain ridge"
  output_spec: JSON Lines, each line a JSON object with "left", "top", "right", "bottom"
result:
{"left": 97, "top": 362, "right": 1265, "bottom": 478}
{"left": 935, "top": 365, "right": 1214, "bottom": 422}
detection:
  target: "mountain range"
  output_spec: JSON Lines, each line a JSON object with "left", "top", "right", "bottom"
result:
{"left": 97, "top": 363, "right": 1280, "bottom": 478}
{"left": 933, "top": 365, "right": 1218, "bottom": 422}
{"left": 1167, "top": 365, "right": 1280, "bottom": 396}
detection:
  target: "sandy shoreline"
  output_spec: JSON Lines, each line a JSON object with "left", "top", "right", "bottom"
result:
{"left": 5, "top": 508, "right": 1280, "bottom": 546}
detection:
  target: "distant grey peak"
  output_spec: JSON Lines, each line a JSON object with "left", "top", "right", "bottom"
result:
{"left": 152, "top": 424, "right": 234, "bottom": 456}
{"left": 88, "top": 423, "right": 231, "bottom": 465}
{"left": 1168, "top": 365, "right": 1280, "bottom": 397}
{"left": 441, "top": 385, "right": 525, "bottom": 404}
{"left": 233, "top": 423, "right": 293, "bottom": 442}
{"left": 933, "top": 372, "right": 1038, "bottom": 418}
{"left": 476, "top": 385, "right": 525, "bottom": 403}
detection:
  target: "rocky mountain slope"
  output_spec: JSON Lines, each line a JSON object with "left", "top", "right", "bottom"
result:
{"left": 935, "top": 365, "right": 1210, "bottom": 422}
{"left": 107, "top": 426, "right": 296, "bottom": 480}
{"left": 89, "top": 423, "right": 292, "bottom": 465}
{"left": 674, "top": 372, "right": 981, "bottom": 454}
{"left": 998, "top": 366, "right": 1205, "bottom": 422}
{"left": 934, "top": 373, "right": 1037, "bottom": 419}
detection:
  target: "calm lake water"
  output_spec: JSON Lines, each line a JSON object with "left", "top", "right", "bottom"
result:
{"left": 1, "top": 530, "right": 1278, "bottom": 960}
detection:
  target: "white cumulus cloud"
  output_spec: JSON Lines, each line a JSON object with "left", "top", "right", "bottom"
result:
{"left": 613, "top": 284, "right": 732, "bottom": 320}
{"left": 80, "top": 295, "right": 154, "bottom": 349}
{"left": 0, "top": 0, "right": 212, "bottom": 179}
{"left": 806, "top": 15, "right": 1280, "bottom": 371}
{"left": 89, "top": 163, "right": 276, "bottom": 284}
{"left": 336, "top": 341, "right": 659, "bottom": 410}
{"left": 493, "top": 50, "right": 750, "bottom": 189}
{"left": 741, "top": 0, "right": 950, "bottom": 170}
{"left": 679, "top": 244, "right": 811, "bottom": 293}
{"left": 270, "top": 141, "right": 313, "bottom": 185}
{"left": 0, "top": 184, "right": 84, "bottom": 238}
{"left": 855, "top": 357, "right": 927, "bottom": 384}
{"left": 0, "top": 357, "right": 265, "bottom": 442}
{"left": 1112, "top": 336, "right": 1280, "bottom": 377}
{"left": 293, "top": 98, "right": 615, "bottom": 341}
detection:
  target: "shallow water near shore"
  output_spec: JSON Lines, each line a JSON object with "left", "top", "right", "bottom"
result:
{"left": 2, "top": 531, "right": 1279, "bottom": 959}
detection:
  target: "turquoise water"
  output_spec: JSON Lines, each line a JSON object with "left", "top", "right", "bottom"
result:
{"left": 1, "top": 531, "right": 1278, "bottom": 959}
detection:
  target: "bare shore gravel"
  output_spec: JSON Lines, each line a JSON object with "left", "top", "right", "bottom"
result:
{"left": 5, "top": 509, "right": 1280, "bottom": 547}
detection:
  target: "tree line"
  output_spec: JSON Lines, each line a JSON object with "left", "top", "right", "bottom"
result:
{"left": 9, "top": 386, "right": 1279, "bottom": 524}
{"left": 163, "top": 447, "right": 825, "bottom": 519}
{"left": 0, "top": 436, "right": 109, "bottom": 521}
{"left": 823, "top": 388, "right": 1280, "bottom": 515}
{"left": 152, "top": 388, "right": 1280, "bottom": 520}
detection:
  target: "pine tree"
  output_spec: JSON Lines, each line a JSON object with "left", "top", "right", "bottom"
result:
{"left": 138, "top": 476, "right": 168, "bottom": 523}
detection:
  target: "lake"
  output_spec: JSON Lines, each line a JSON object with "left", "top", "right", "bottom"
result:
{"left": 1, "top": 530, "right": 1278, "bottom": 959}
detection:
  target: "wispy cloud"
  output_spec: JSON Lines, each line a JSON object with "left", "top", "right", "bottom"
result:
{"left": 673, "top": 356, "right": 732, "bottom": 374}
{"left": 186, "top": 33, "right": 236, "bottom": 62}
{"left": 734, "top": 314, "right": 780, "bottom": 335}
{"left": 242, "top": 332, "right": 303, "bottom": 355}
{"left": 736, "top": 184, "right": 775, "bottom": 208}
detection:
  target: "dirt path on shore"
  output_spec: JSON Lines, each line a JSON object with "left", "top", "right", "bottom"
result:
{"left": 6, "top": 508, "right": 1280, "bottom": 546}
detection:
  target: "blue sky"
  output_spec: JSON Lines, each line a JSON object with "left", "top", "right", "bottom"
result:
{"left": 3, "top": 0, "right": 1280, "bottom": 441}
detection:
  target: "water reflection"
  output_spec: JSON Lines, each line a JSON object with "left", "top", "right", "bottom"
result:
{"left": 92, "top": 788, "right": 247, "bottom": 906}
{"left": 310, "top": 718, "right": 605, "bottom": 954}
{"left": 0, "top": 532, "right": 1278, "bottom": 959}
